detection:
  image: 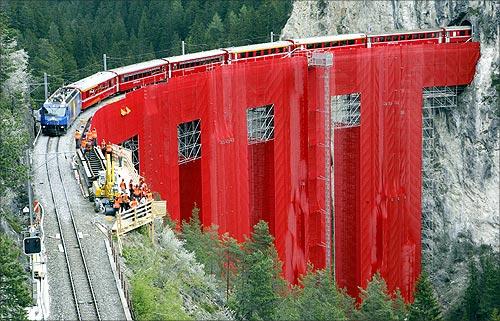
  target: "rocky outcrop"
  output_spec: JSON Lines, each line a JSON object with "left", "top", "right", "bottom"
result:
{"left": 282, "top": 0, "right": 499, "bottom": 309}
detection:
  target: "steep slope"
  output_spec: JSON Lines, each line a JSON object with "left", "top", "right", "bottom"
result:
{"left": 282, "top": 0, "right": 498, "bottom": 309}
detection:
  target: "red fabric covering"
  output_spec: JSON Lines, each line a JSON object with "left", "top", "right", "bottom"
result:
{"left": 90, "top": 42, "right": 479, "bottom": 301}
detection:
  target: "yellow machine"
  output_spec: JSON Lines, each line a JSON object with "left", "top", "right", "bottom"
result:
{"left": 93, "top": 153, "right": 119, "bottom": 200}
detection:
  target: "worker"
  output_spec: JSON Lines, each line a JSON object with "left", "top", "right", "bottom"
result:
{"left": 100, "top": 139, "right": 106, "bottom": 154}
{"left": 119, "top": 178, "right": 126, "bottom": 192}
{"left": 121, "top": 193, "right": 130, "bottom": 211}
{"left": 85, "top": 139, "right": 93, "bottom": 156}
{"left": 80, "top": 137, "right": 87, "bottom": 153}
{"left": 133, "top": 184, "right": 141, "bottom": 200}
{"left": 146, "top": 191, "right": 153, "bottom": 201}
{"left": 91, "top": 128, "right": 98, "bottom": 146}
{"left": 130, "top": 198, "right": 138, "bottom": 209}
{"left": 106, "top": 141, "right": 112, "bottom": 156}
{"left": 129, "top": 179, "right": 134, "bottom": 196}
{"left": 74, "top": 130, "right": 82, "bottom": 149}
{"left": 113, "top": 196, "right": 121, "bottom": 214}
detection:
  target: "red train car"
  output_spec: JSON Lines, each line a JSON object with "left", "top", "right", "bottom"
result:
{"left": 444, "top": 26, "right": 473, "bottom": 43}
{"left": 291, "top": 33, "right": 366, "bottom": 51}
{"left": 165, "top": 50, "right": 226, "bottom": 78}
{"left": 367, "top": 28, "right": 443, "bottom": 47}
{"left": 110, "top": 59, "right": 168, "bottom": 92}
{"left": 225, "top": 41, "right": 293, "bottom": 63}
{"left": 67, "top": 72, "right": 118, "bottom": 109}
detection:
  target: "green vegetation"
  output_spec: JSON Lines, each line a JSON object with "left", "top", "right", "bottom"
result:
{"left": 0, "top": 234, "right": 30, "bottom": 320}
{"left": 409, "top": 272, "right": 443, "bottom": 321}
{"left": 231, "top": 221, "right": 285, "bottom": 320}
{"left": 356, "top": 273, "right": 399, "bottom": 321}
{"left": 277, "top": 267, "right": 355, "bottom": 320}
{"left": 0, "top": 13, "right": 31, "bottom": 319}
{"left": 446, "top": 246, "right": 500, "bottom": 321}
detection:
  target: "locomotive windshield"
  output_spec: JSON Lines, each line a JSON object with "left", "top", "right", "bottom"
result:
{"left": 44, "top": 107, "right": 67, "bottom": 117}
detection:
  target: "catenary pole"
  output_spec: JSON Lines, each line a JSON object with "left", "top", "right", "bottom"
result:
{"left": 103, "top": 54, "right": 107, "bottom": 71}
{"left": 43, "top": 73, "right": 48, "bottom": 100}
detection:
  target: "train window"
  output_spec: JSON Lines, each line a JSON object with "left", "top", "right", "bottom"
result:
{"left": 419, "top": 33, "right": 425, "bottom": 39}
{"left": 348, "top": 39, "right": 354, "bottom": 45}
{"left": 401, "top": 35, "right": 406, "bottom": 40}
{"left": 459, "top": 31, "right": 465, "bottom": 36}
{"left": 380, "top": 36, "right": 385, "bottom": 41}
{"left": 360, "top": 38, "right": 365, "bottom": 43}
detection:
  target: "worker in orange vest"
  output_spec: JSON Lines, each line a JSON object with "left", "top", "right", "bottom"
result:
{"left": 85, "top": 139, "right": 93, "bottom": 156}
{"left": 106, "top": 141, "right": 112, "bottom": 155}
{"left": 133, "top": 185, "right": 141, "bottom": 200}
{"left": 113, "top": 196, "right": 121, "bottom": 214}
{"left": 100, "top": 139, "right": 106, "bottom": 154}
{"left": 119, "top": 178, "right": 126, "bottom": 192}
{"left": 80, "top": 137, "right": 87, "bottom": 154}
{"left": 130, "top": 198, "right": 138, "bottom": 209}
{"left": 91, "top": 128, "right": 98, "bottom": 146}
{"left": 121, "top": 193, "right": 130, "bottom": 211}
{"left": 74, "top": 130, "right": 82, "bottom": 149}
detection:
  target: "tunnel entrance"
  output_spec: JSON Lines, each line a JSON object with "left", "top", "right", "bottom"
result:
{"left": 247, "top": 104, "right": 275, "bottom": 233}
{"left": 178, "top": 119, "right": 203, "bottom": 223}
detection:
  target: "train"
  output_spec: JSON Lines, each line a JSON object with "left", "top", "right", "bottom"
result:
{"left": 40, "top": 26, "right": 472, "bottom": 135}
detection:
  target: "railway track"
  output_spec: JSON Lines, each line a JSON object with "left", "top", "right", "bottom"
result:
{"left": 45, "top": 137, "right": 101, "bottom": 321}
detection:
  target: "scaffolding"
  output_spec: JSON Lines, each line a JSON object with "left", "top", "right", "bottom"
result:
{"left": 120, "top": 135, "right": 140, "bottom": 172}
{"left": 178, "top": 119, "right": 201, "bottom": 164}
{"left": 421, "top": 86, "right": 459, "bottom": 268}
{"left": 247, "top": 104, "right": 275, "bottom": 144}
{"left": 331, "top": 93, "right": 361, "bottom": 128}
{"left": 309, "top": 52, "right": 333, "bottom": 270}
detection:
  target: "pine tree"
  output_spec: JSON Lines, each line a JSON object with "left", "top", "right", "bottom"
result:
{"left": 293, "top": 267, "right": 355, "bottom": 320}
{"left": 478, "top": 249, "right": 500, "bottom": 321}
{"left": 181, "top": 205, "right": 222, "bottom": 276}
{"left": 232, "top": 220, "right": 285, "bottom": 321}
{"left": 0, "top": 235, "right": 30, "bottom": 320}
{"left": 356, "top": 272, "right": 397, "bottom": 321}
{"left": 408, "top": 272, "right": 443, "bottom": 321}
{"left": 205, "top": 13, "right": 224, "bottom": 49}
{"left": 220, "top": 232, "right": 242, "bottom": 303}
{"left": 392, "top": 289, "right": 408, "bottom": 321}
{"left": 465, "top": 260, "right": 481, "bottom": 321}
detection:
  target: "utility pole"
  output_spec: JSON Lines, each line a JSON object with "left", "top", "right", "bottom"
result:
{"left": 25, "top": 149, "right": 33, "bottom": 229}
{"left": 181, "top": 41, "right": 185, "bottom": 55}
{"left": 43, "top": 73, "right": 48, "bottom": 100}
{"left": 25, "top": 148, "right": 36, "bottom": 303}
{"left": 103, "top": 53, "right": 107, "bottom": 71}
{"left": 270, "top": 31, "right": 274, "bottom": 42}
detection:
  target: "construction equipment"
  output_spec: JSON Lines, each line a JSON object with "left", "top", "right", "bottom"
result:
{"left": 93, "top": 152, "right": 119, "bottom": 200}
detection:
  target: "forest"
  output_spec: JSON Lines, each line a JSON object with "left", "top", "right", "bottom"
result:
{"left": 0, "top": 1, "right": 499, "bottom": 320}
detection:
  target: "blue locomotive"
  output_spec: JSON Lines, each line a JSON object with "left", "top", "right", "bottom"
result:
{"left": 40, "top": 87, "right": 81, "bottom": 135}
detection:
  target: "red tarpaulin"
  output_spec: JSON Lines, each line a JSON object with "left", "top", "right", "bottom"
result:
{"left": 91, "top": 42, "right": 479, "bottom": 301}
